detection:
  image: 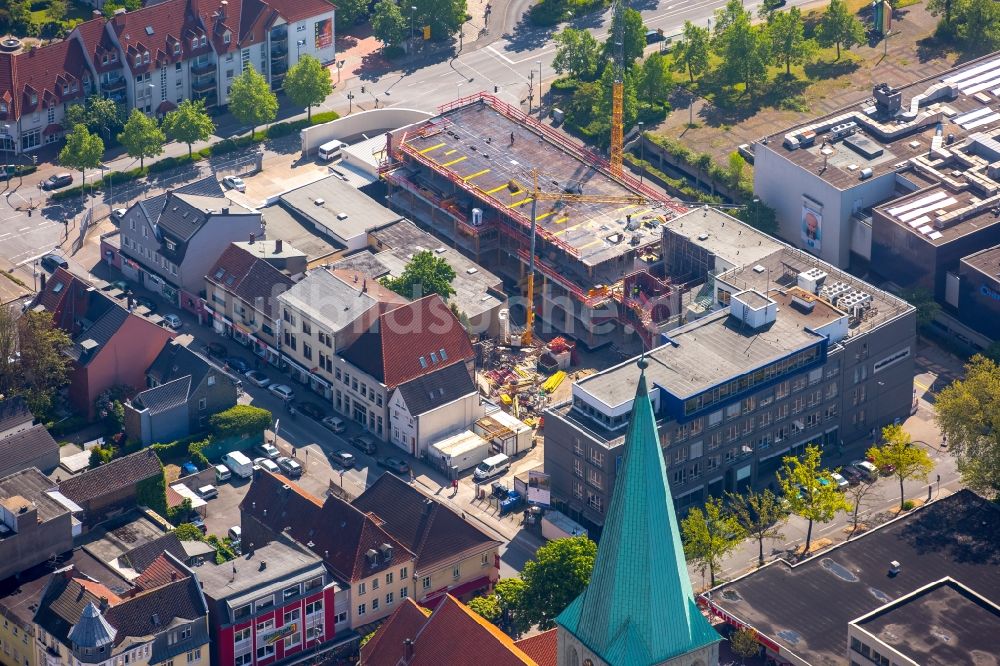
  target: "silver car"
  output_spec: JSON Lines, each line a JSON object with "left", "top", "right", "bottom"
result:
{"left": 223, "top": 175, "right": 246, "bottom": 192}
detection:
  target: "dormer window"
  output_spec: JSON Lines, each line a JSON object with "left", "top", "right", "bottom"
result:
{"left": 62, "top": 84, "right": 69, "bottom": 94}
{"left": 71, "top": 81, "right": 78, "bottom": 92}
{"left": 173, "top": 43, "right": 181, "bottom": 54}
{"left": 191, "top": 37, "right": 198, "bottom": 48}
{"left": 200, "top": 35, "right": 207, "bottom": 46}
{"left": 223, "top": 31, "right": 231, "bottom": 44}
{"left": 102, "top": 54, "right": 109, "bottom": 64}
{"left": 110, "top": 51, "right": 117, "bottom": 62}
{"left": 0, "top": 102, "right": 6, "bottom": 113}
{"left": 165, "top": 239, "right": 176, "bottom": 251}
{"left": 135, "top": 54, "right": 142, "bottom": 66}
{"left": 30, "top": 93, "right": 37, "bottom": 105}
{"left": 143, "top": 52, "right": 150, "bottom": 64}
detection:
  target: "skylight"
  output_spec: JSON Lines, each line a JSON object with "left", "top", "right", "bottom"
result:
{"left": 439, "top": 348, "right": 447, "bottom": 361}
{"left": 145, "top": 26, "right": 154, "bottom": 35}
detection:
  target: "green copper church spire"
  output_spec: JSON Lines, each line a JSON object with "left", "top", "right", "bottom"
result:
{"left": 556, "top": 356, "right": 720, "bottom": 665}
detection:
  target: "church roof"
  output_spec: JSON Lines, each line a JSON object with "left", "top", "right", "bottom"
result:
{"left": 556, "top": 359, "right": 721, "bottom": 665}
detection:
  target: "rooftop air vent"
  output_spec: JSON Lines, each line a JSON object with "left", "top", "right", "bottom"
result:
{"left": 466, "top": 268, "right": 478, "bottom": 274}
{"left": 752, "top": 265, "right": 766, "bottom": 273}
{"left": 336, "top": 212, "right": 348, "bottom": 220}
{"left": 314, "top": 198, "right": 325, "bottom": 206}
{"left": 697, "top": 233, "right": 709, "bottom": 241}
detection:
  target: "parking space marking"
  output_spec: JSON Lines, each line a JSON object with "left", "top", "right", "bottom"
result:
{"left": 419, "top": 142, "right": 446, "bottom": 154}
{"left": 440, "top": 156, "right": 468, "bottom": 167}
{"left": 484, "top": 184, "right": 509, "bottom": 194}
{"left": 509, "top": 196, "right": 534, "bottom": 208}
{"left": 535, "top": 210, "right": 556, "bottom": 221}
{"left": 444, "top": 149, "right": 458, "bottom": 156}
{"left": 463, "top": 168, "right": 491, "bottom": 181}
{"left": 553, "top": 216, "right": 569, "bottom": 224}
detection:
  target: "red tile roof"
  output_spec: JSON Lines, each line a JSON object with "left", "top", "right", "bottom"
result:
{"left": 207, "top": 243, "right": 293, "bottom": 318}
{"left": 134, "top": 552, "right": 189, "bottom": 591}
{"left": 361, "top": 595, "right": 537, "bottom": 666}
{"left": 0, "top": 55, "right": 15, "bottom": 121}
{"left": 241, "top": 470, "right": 413, "bottom": 583}
{"left": 341, "top": 295, "right": 475, "bottom": 390}
{"left": 262, "top": 0, "right": 336, "bottom": 25}
{"left": 74, "top": 17, "right": 122, "bottom": 74}
{"left": 111, "top": 0, "right": 212, "bottom": 75}
{"left": 10, "top": 38, "right": 90, "bottom": 118}
{"left": 514, "top": 630, "right": 558, "bottom": 666}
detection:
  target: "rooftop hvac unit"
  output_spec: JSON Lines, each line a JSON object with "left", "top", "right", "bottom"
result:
{"left": 859, "top": 167, "right": 874, "bottom": 180}
{"left": 797, "top": 268, "right": 828, "bottom": 294}
{"left": 830, "top": 122, "right": 858, "bottom": 140}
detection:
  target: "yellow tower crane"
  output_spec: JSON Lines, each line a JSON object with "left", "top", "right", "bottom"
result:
{"left": 609, "top": 0, "right": 626, "bottom": 177}
{"left": 520, "top": 169, "right": 664, "bottom": 345}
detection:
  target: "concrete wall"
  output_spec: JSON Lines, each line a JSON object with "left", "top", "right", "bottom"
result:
{"left": 0, "top": 509, "right": 73, "bottom": 583}
{"left": 300, "top": 109, "right": 434, "bottom": 156}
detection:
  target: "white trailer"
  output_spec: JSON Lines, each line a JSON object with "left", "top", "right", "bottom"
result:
{"left": 431, "top": 431, "right": 491, "bottom": 474}
{"left": 541, "top": 510, "right": 589, "bottom": 541}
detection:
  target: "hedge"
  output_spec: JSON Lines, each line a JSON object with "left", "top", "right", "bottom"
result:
{"left": 209, "top": 405, "right": 272, "bottom": 440}
{"left": 151, "top": 433, "right": 207, "bottom": 462}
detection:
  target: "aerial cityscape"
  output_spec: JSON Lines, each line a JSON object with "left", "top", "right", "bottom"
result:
{"left": 0, "top": 0, "right": 998, "bottom": 662}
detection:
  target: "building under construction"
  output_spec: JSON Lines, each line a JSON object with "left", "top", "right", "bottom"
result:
{"left": 380, "top": 93, "right": 687, "bottom": 349}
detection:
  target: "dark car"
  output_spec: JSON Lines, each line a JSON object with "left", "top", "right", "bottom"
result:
{"left": 42, "top": 173, "right": 73, "bottom": 190}
{"left": 205, "top": 342, "right": 227, "bottom": 358}
{"left": 332, "top": 450, "right": 356, "bottom": 468}
{"left": 350, "top": 435, "right": 377, "bottom": 455}
{"left": 225, "top": 357, "right": 251, "bottom": 374}
{"left": 39, "top": 253, "right": 69, "bottom": 272}
{"left": 190, "top": 517, "right": 207, "bottom": 534}
{"left": 840, "top": 466, "right": 863, "bottom": 485}
{"left": 295, "top": 401, "right": 326, "bottom": 420}
{"left": 276, "top": 456, "right": 303, "bottom": 478}
{"left": 378, "top": 456, "right": 410, "bottom": 474}
{"left": 645, "top": 28, "right": 665, "bottom": 44}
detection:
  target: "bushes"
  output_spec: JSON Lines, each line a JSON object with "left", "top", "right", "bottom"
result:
{"left": 549, "top": 77, "right": 580, "bottom": 94}
{"left": 310, "top": 111, "right": 340, "bottom": 125}
{"left": 209, "top": 405, "right": 272, "bottom": 441}
{"left": 46, "top": 415, "right": 89, "bottom": 438}
{"left": 150, "top": 434, "right": 206, "bottom": 462}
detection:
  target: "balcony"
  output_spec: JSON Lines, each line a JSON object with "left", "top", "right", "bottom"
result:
{"left": 101, "top": 77, "right": 126, "bottom": 92}
{"left": 191, "top": 76, "right": 216, "bottom": 93}
{"left": 193, "top": 90, "right": 217, "bottom": 107}
{"left": 270, "top": 48, "right": 287, "bottom": 62}
{"left": 191, "top": 60, "right": 214, "bottom": 76}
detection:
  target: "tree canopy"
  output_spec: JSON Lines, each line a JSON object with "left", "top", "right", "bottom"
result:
{"left": 118, "top": 108, "right": 165, "bottom": 169}
{"left": 935, "top": 355, "right": 1000, "bottom": 495}
{"left": 519, "top": 535, "right": 597, "bottom": 629}
{"left": 681, "top": 495, "right": 744, "bottom": 586}
{"left": 284, "top": 55, "right": 334, "bottom": 121}
{"left": 817, "top": 0, "right": 866, "bottom": 59}
{"left": 0, "top": 306, "right": 72, "bottom": 420}
{"left": 372, "top": 0, "right": 408, "bottom": 50}
{"left": 229, "top": 66, "right": 279, "bottom": 135}
{"left": 777, "top": 444, "right": 851, "bottom": 555}
{"left": 59, "top": 124, "right": 104, "bottom": 192}
{"left": 713, "top": 0, "right": 770, "bottom": 97}
{"left": 381, "top": 250, "right": 457, "bottom": 300}
{"left": 553, "top": 28, "right": 603, "bottom": 81}
{"left": 335, "top": 0, "right": 367, "bottom": 30}
{"left": 726, "top": 488, "right": 787, "bottom": 566}
{"left": 412, "top": 0, "right": 467, "bottom": 40}
{"left": 639, "top": 52, "right": 672, "bottom": 106}
{"left": 66, "top": 96, "right": 125, "bottom": 141}
{"left": 867, "top": 424, "right": 934, "bottom": 511}
{"left": 162, "top": 100, "right": 215, "bottom": 157}
{"left": 672, "top": 21, "right": 711, "bottom": 82}
{"left": 605, "top": 7, "right": 646, "bottom": 66}
{"left": 210, "top": 405, "right": 272, "bottom": 440}
{"left": 767, "top": 7, "right": 814, "bottom": 76}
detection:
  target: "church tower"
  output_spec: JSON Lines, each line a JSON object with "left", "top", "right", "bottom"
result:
{"left": 556, "top": 357, "right": 721, "bottom": 666}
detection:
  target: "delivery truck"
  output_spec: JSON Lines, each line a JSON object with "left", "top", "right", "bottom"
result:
{"left": 431, "top": 431, "right": 491, "bottom": 474}
{"left": 222, "top": 451, "right": 253, "bottom": 479}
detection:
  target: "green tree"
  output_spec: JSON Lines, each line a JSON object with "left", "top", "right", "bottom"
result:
{"left": 953, "top": 0, "right": 1000, "bottom": 51}
{"left": 467, "top": 594, "right": 502, "bottom": 623}
{"left": 67, "top": 96, "right": 125, "bottom": 141}
{"left": 899, "top": 287, "right": 940, "bottom": 330}
{"left": 173, "top": 522, "right": 206, "bottom": 541}
{"left": 7, "top": 309, "right": 73, "bottom": 419}
{"left": 229, "top": 66, "right": 279, "bottom": 136}
{"left": 59, "top": 124, "right": 104, "bottom": 195}
{"left": 639, "top": 52, "right": 672, "bottom": 106}
{"left": 118, "top": 109, "right": 164, "bottom": 170}
{"left": 729, "top": 627, "right": 762, "bottom": 663}
{"left": 713, "top": 0, "right": 770, "bottom": 97}
{"left": 935, "top": 355, "right": 1000, "bottom": 495}
{"left": 372, "top": 0, "right": 408, "bottom": 50}
{"left": 867, "top": 424, "right": 935, "bottom": 511}
{"left": 726, "top": 488, "right": 787, "bottom": 566}
{"left": 102, "top": 0, "right": 140, "bottom": 17}
{"left": 726, "top": 151, "right": 746, "bottom": 190}
{"left": 412, "top": 0, "right": 467, "bottom": 40}
{"left": 162, "top": 99, "right": 215, "bottom": 157}
{"left": 598, "top": 64, "right": 639, "bottom": 131}
{"left": 767, "top": 7, "right": 814, "bottom": 76}
{"left": 5, "top": 0, "right": 31, "bottom": 32}
{"left": 520, "top": 535, "right": 597, "bottom": 629}
{"left": 817, "top": 0, "right": 866, "bottom": 59}
{"left": 47, "top": 0, "right": 67, "bottom": 25}
{"left": 210, "top": 405, "right": 272, "bottom": 440}
{"left": 672, "top": 21, "right": 711, "bottom": 82}
{"left": 381, "top": 250, "right": 457, "bottom": 300}
{"left": 734, "top": 197, "right": 779, "bottom": 236}
{"left": 552, "top": 28, "right": 603, "bottom": 81}
{"left": 681, "top": 495, "right": 744, "bottom": 587}
{"left": 605, "top": 7, "right": 646, "bottom": 65}
{"left": 844, "top": 474, "right": 879, "bottom": 537}
{"left": 494, "top": 577, "right": 529, "bottom": 637}
{"left": 335, "top": 0, "right": 368, "bottom": 31}
{"left": 927, "top": 0, "right": 956, "bottom": 27}
{"left": 983, "top": 341, "right": 1000, "bottom": 364}
{"left": 95, "top": 385, "right": 132, "bottom": 436}
{"left": 283, "top": 55, "right": 333, "bottom": 122}
{"left": 777, "top": 444, "right": 851, "bottom": 556}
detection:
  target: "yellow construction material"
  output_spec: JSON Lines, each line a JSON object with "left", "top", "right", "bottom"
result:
{"left": 500, "top": 394, "right": 512, "bottom": 405}
{"left": 542, "top": 370, "right": 567, "bottom": 393}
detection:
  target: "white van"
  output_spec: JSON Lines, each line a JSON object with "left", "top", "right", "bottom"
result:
{"left": 222, "top": 451, "right": 254, "bottom": 479}
{"left": 214, "top": 464, "right": 231, "bottom": 483}
{"left": 474, "top": 453, "right": 511, "bottom": 482}
{"left": 318, "top": 139, "right": 346, "bottom": 162}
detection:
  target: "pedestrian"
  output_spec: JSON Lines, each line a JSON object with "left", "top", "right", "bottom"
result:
{"left": 452, "top": 478, "right": 459, "bottom": 495}
{"left": 292, "top": 446, "right": 297, "bottom": 458}
{"left": 510, "top": 131, "right": 515, "bottom": 146}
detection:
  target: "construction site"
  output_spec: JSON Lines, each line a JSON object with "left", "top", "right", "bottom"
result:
{"left": 379, "top": 93, "right": 687, "bottom": 350}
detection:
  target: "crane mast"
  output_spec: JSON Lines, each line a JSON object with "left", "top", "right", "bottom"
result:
{"left": 610, "top": 0, "right": 625, "bottom": 177}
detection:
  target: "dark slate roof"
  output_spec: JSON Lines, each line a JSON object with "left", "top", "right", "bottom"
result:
{"left": 206, "top": 244, "right": 293, "bottom": 318}
{"left": 69, "top": 306, "right": 130, "bottom": 364}
{"left": 147, "top": 339, "right": 214, "bottom": 388}
{"left": 241, "top": 470, "right": 412, "bottom": 582}
{"left": 0, "top": 424, "right": 60, "bottom": 475}
{"left": 60, "top": 449, "right": 162, "bottom": 505}
{"left": 104, "top": 575, "right": 206, "bottom": 646}
{"left": 352, "top": 473, "right": 501, "bottom": 573}
{"left": 395, "top": 362, "right": 476, "bottom": 417}
{"left": 120, "top": 533, "right": 187, "bottom": 573}
{"left": 710, "top": 489, "right": 1000, "bottom": 666}
{"left": 134, "top": 377, "right": 191, "bottom": 415}
{"left": 34, "top": 571, "right": 123, "bottom": 644}
{"left": 67, "top": 602, "right": 117, "bottom": 648}
{"left": 0, "top": 396, "right": 33, "bottom": 433}
{"left": 340, "top": 295, "right": 475, "bottom": 390}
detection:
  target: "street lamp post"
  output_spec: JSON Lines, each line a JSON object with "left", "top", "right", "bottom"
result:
{"left": 296, "top": 38, "right": 306, "bottom": 62}
{"left": 536, "top": 60, "right": 542, "bottom": 118}
{"left": 528, "top": 70, "right": 534, "bottom": 114}
{"left": 336, "top": 59, "right": 345, "bottom": 84}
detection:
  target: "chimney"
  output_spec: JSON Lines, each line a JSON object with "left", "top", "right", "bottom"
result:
{"left": 39, "top": 273, "right": 46, "bottom": 291}
{"left": 274, "top": 238, "right": 283, "bottom": 254}
{"left": 219, "top": 0, "right": 228, "bottom": 19}
{"left": 259, "top": 561, "right": 267, "bottom": 571}
{"left": 170, "top": 571, "right": 178, "bottom": 581}
{"left": 113, "top": 7, "right": 126, "bottom": 27}
{"left": 403, "top": 638, "right": 414, "bottom": 661}
{"left": 222, "top": 207, "right": 230, "bottom": 215}
{"left": 99, "top": 596, "right": 110, "bottom": 611}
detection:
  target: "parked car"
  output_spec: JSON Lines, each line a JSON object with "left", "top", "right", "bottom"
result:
{"left": 136, "top": 296, "right": 157, "bottom": 313}
{"left": 112, "top": 208, "right": 128, "bottom": 221}
{"left": 253, "top": 457, "right": 280, "bottom": 474}
{"left": 214, "top": 464, "right": 231, "bottom": 483}
{"left": 162, "top": 313, "right": 183, "bottom": 330}
{"left": 332, "top": 450, "right": 355, "bottom": 468}
{"left": 42, "top": 173, "right": 73, "bottom": 190}
{"left": 295, "top": 401, "right": 325, "bottom": 420}
{"left": 276, "top": 456, "right": 303, "bottom": 478}
{"left": 867, "top": 453, "right": 895, "bottom": 476}
{"left": 350, "top": 435, "right": 377, "bottom": 455}
{"left": 379, "top": 456, "right": 410, "bottom": 474}
{"left": 840, "top": 465, "right": 863, "bottom": 485}
{"left": 226, "top": 357, "right": 251, "bottom": 374}
{"left": 852, "top": 460, "right": 880, "bottom": 482}
{"left": 222, "top": 175, "right": 246, "bottom": 192}
{"left": 257, "top": 442, "right": 280, "bottom": 459}
{"left": 645, "top": 28, "right": 665, "bottom": 43}
{"left": 228, "top": 526, "right": 242, "bottom": 543}
{"left": 205, "top": 341, "right": 227, "bottom": 358}
{"left": 830, "top": 472, "right": 849, "bottom": 490}
{"left": 191, "top": 517, "right": 207, "bottom": 534}
{"left": 197, "top": 484, "right": 218, "bottom": 500}
{"left": 39, "top": 253, "right": 69, "bottom": 272}
{"left": 322, "top": 416, "right": 347, "bottom": 433}
{"left": 269, "top": 384, "right": 295, "bottom": 401}
{"left": 245, "top": 369, "right": 271, "bottom": 387}
{"left": 181, "top": 461, "right": 199, "bottom": 476}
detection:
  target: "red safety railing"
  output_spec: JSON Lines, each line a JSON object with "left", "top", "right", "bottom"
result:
{"left": 385, "top": 171, "right": 487, "bottom": 236}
